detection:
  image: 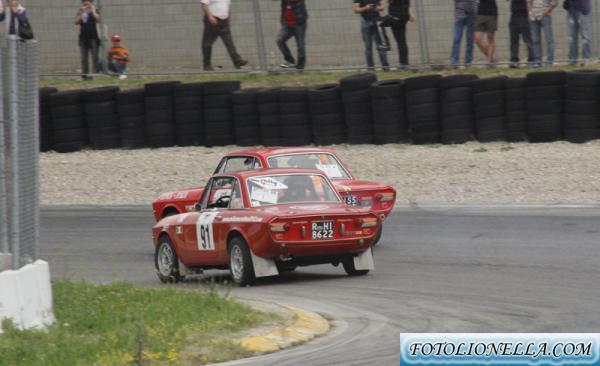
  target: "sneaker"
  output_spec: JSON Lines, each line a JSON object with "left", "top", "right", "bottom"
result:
{"left": 204, "top": 65, "right": 214, "bottom": 71}
{"left": 235, "top": 59, "right": 249, "bottom": 69}
{"left": 280, "top": 61, "right": 296, "bottom": 68}
{"left": 119, "top": 74, "right": 128, "bottom": 80}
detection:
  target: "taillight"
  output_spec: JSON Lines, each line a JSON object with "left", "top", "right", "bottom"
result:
{"left": 355, "top": 217, "right": 378, "bottom": 228}
{"left": 375, "top": 193, "right": 395, "bottom": 202}
{"left": 269, "top": 222, "right": 289, "bottom": 232}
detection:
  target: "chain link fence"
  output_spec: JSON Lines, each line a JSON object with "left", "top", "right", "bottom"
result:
{"left": 15, "top": 0, "right": 600, "bottom": 74}
{"left": 0, "top": 36, "right": 40, "bottom": 270}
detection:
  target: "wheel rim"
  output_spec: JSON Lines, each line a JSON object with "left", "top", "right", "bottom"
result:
{"left": 157, "top": 243, "right": 174, "bottom": 277}
{"left": 230, "top": 245, "right": 244, "bottom": 281}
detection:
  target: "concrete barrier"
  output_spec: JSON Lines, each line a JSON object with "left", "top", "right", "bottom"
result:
{"left": 0, "top": 260, "right": 55, "bottom": 332}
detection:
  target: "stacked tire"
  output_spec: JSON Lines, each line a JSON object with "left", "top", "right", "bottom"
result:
{"left": 565, "top": 71, "right": 600, "bottom": 143}
{"left": 308, "top": 84, "right": 346, "bottom": 145}
{"left": 340, "top": 73, "right": 377, "bottom": 144}
{"left": 472, "top": 76, "right": 507, "bottom": 142}
{"left": 116, "top": 88, "right": 146, "bottom": 149}
{"left": 279, "top": 87, "right": 312, "bottom": 146}
{"left": 174, "top": 83, "right": 204, "bottom": 146}
{"left": 203, "top": 81, "right": 240, "bottom": 146}
{"left": 370, "top": 80, "right": 407, "bottom": 144}
{"left": 504, "top": 78, "right": 528, "bottom": 142}
{"left": 257, "top": 88, "right": 281, "bottom": 146}
{"left": 83, "top": 86, "right": 121, "bottom": 150}
{"left": 39, "top": 87, "right": 58, "bottom": 152}
{"left": 525, "top": 71, "right": 566, "bottom": 142}
{"left": 144, "top": 81, "right": 180, "bottom": 148}
{"left": 232, "top": 88, "right": 262, "bottom": 146}
{"left": 439, "top": 75, "right": 478, "bottom": 144}
{"left": 48, "top": 90, "right": 87, "bottom": 153}
{"left": 405, "top": 75, "right": 442, "bottom": 144}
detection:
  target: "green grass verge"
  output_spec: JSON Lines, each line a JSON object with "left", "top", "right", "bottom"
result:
{"left": 0, "top": 281, "right": 276, "bottom": 366}
{"left": 40, "top": 65, "right": 594, "bottom": 91}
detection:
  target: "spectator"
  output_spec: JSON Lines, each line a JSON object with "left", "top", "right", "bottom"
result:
{"left": 107, "top": 33, "right": 130, "bottom": 80}
{"left": 353, "top": 0, "right": 390, "bottom": 71}
{"left": 566, "top": 0, "right": 591, "bottom": 65}
{"left": 527, "top": 0, "right": 557, "bottom": 67}
{"left": 509, "top": 0, "right": 534, "bottom": 68}
{"left": 451, "top": 0, "right": 477, "bottom": 66}
{"left": 474, "top": 0, "right": 498, "bottom": 67}
{"left": 200, "top": 0, "right": 248, "bottom": 71}
{"left": 276, "top": 0, "right": 308, "bottom": 70}
{"left": 1, "top": 0, "right": 32, "bottom": 38}
{"left": 388, "top": 0, "right": 415, "bottom": 68}
{"left": 75, "top": 0, "right": 101, "bottom": 80}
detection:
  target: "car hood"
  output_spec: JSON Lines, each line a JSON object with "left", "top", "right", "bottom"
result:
{"left": 332, "top": 179, "right": 393, "bottom": 193}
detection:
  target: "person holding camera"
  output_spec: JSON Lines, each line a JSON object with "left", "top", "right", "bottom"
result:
{"left": 75, "top": 0, "right": 101, "bottom": 80}
{"left": 0, "top": 0, "right": 32, "bottom": 38}
{"left": 353, "top": 0, "right": 389, "bottom": 71}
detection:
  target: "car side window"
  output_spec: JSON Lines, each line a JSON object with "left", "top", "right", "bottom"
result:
{"left": 229, "top": 179, "right": 244, "bottom": 209}
{"left": 206, "top": 177, "right": 234, "bottom": 209}
{"left": 222, "top": 157, "right": 262, "bottom": 173}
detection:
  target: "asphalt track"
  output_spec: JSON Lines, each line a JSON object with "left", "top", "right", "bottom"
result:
{"left": 40, "top": 205, "right": 600, "bottom": 366}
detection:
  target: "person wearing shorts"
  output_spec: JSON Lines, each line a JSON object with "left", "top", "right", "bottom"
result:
{"left": 474, "top": 0, "right": 498, "bottom": 66}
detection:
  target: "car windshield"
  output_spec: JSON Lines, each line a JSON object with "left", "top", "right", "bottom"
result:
{"left": 267, "top": 153, "right": 351, "bottom": 179}
{"left": 246, "top": 174, "right": 340, "bottom": 207}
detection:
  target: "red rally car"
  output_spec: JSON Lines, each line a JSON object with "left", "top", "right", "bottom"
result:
{"left": 152, "top": 147, "right": 396, "bottom": 242}
{"left": 152, "top": 169, "right": 378, "bottom": 286}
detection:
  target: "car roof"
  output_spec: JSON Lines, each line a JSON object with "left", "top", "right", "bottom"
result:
{"left": 226, "top": 147, "right": 336, "bottom": 158}
{"left": 214, "top": 168, "right": 328, "bottom": 180}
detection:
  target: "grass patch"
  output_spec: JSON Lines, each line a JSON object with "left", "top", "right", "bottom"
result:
{"left": 0, "top": 281, "right": 276, "bottom": 366}
{"left": 41, "top": 64, "right": 592, "bottom": 91}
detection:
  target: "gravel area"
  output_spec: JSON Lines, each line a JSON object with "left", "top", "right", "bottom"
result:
{"left": 41, "top": 141, "right": 600, "bottom": 206}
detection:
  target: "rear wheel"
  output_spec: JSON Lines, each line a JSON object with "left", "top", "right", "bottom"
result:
{"left": 228, "top": 237, "right": 255, "bottom": 286}
{"left": 342, "top": 257, "right": 370, "bottom": 276}
{"left": 155, "top": 236, "right": 183, "bottom": 283}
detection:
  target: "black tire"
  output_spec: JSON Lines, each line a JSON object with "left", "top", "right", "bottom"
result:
{"left": 52, "top": 116, "right": 85, "bottom": 130}
{"left": 472, "top": 76, "right": 508, "bottom": 93}
{"left": 118, "top": 103, "right": 145, "bottom": 118}
{"left": 405, "top": 75, "right": 442, "bottom": 91}
{"left": 155, "top": 236, "right": 183, "bottom": 283}
{"left": 83, "top": 86, "right": 119, "bottom": 103}
{"left": 567, "top": 86, "right": 600, "bottom": 101}
{"left": 144, "top": 81, "right": 181, "bottom": 96}
{"left": 371, "top": 79, "right": 404, "bottom": 98}
{"left": 51, "top": 104, "right": 84, "bottom": 119}
{"left": 145, "top": 96, "right": 173, "bottom": 110}
{"left": 340, "top": 73, "right": 377, "bottom": 92}
{"left": 116, "top": 88, "right": 145, "bottom": 104}
{"left": 309, "top": 84, "right": 340, "bottom": 102}
{"left": 567, "top": 70, "right": 600, "bottom": 86}
{"left": 228, "top": 236, "right": 255, "bottom": 286}
{"left": 526, "top": 86, "right": 564, "bottom": 100}
{"left": 441, "top": 129, "right": 473, "bottom": 144}
{"left": 342, "top": 252, "right": 371, "bottom": 276}
{"left": 473, "top": 90, "right": 504, "bottom": 106}
{"left": 407, "top": 88, "right": 439, "bottom": 105}
{"left": 442, "top": 101, "right": 473, "bottom": 117}
{"left": 565, "top": 129, "right": 599, "bottom": 143}
{"left": 505, "top": 77, "right": 526, "bottom": 89}
{"left": 441, "top": 87, "right": 472, "bottom": 104}
{"left": 203, "top": 81, "right": 241, "bottom": 95}
{"left": 85, "top": 101, "right": 117, "bottom": 116}
{"left": 526, "top": 71, "right": 566, "bottom": 86}
{"left": 174, "top": 82, "right": 205, "bottom": 97}
{"left": 440, "top": 74, "right": 478, "bottom": 90}
{"left": 48, "top": 90, "right": 83, "bottom": 107}
{"left": 53, "top": 141, "right": 85, "bottom": 153}
{"left": 54, "top": 128, "right": 87, "bottom": 142}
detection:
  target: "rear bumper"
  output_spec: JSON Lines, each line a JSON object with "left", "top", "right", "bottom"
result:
{"left": 255, "top": 238, "right": 373, "bottom": 258}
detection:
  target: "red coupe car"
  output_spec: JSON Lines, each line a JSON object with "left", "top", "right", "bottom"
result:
{"left": 152, "top": 147, "right": 396, "bottom": 242}
{"left": 152, "top": 169, "right": 378, "bottom": 285}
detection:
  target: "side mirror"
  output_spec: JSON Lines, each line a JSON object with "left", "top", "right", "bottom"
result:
{"left": 194, "top": 203, "right": 202, "bottom": 211}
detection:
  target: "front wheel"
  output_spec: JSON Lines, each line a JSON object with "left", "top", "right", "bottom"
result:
{"left": 228, "top": 237, "right": 255, "bottom": 286}
{"left": 155, "top": 236, "right": 183, "bottom": 283}
{"left": 342, "top": 257, "right": 370, "bottom": 276}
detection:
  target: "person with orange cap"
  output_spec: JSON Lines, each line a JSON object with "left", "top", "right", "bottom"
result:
{"left": 107, "top": 33, "right": 130, "bottom": 80}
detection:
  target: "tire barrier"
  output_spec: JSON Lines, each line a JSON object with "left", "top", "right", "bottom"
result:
{"left": 370, "top": 80, "right": 407, "bottom": 144}
{"left": 232, "top": 88, "right": 262, "bottom": 147}
{"left": 48, "top": 90, "right": 87, "bottom": 153}
{"left": 174, "top": 82, "right": 205, "bottom": 147}
{"left": 505, "top": 78, "right": 528, "bottom": 142}
{"left": 144, "top": 81, "right": 180, "bottom": 148}
{"left": 406, "top": 75, "right": 442, "bottom": 144}
{"left": 203, "top": 81, "right": 241, "bottom": 147}
{"left": 526, "top": 71, "right": 566, "bottom": 143}
{"left": 440, "top": 75, "right": 478, "bottom": 144}
{"left": 472, "top": 76, "right": 508, "bottom": 142}
{"left": 38, "top": 71, "right": 600, "bottom": 153}
{"left": 83, "top": 86, "right": 121, "bottom": 150}
{"left": 116, "top": 88, "right": 146, "bottom": 149}
{"left": 39, "top": 87, "right": 58, "bottom": 152}
{"left": 341, "top": 73, "right": 377, "bottom": 144}
{"left": 565, "top": 71, "right": 600, "bottom": 143}
{"left": 309, "top": 84, "right": 346, "bottom": 146}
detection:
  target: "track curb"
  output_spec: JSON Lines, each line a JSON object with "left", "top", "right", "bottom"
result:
{"left": 238, "top": 305, "right": 330, "bottom": 353}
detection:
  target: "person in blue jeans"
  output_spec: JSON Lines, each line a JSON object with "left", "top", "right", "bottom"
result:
{"left": 277, "top": 0, "right": 308, "bottom": 70}
{"left": 353, "top": 0, "right": 389, "bottom": 70}
{"left": 451, "top": 0, "right": 477, "bottom": 66}
{"left": 566, "top": 0, "right": 592, "bottom": 65}
{"left": 527, "top": 0, "right": 557, "bottom": 67}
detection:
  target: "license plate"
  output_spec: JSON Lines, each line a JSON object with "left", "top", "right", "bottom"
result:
{"left": 311, "top": 221, "right": 334, "bottom": 240}
{"left": 344, "top": 195, "right": 360, "bottom": 206}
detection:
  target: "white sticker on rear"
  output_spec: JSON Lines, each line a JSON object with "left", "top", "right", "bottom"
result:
{"left": 316, "top": 164, "right": 343, "bottom": 178}
{"left": 250, "top": 188, "right": 279, "bottom": 204}
{"left": 249, "top": 177, "right": 288, "bottom": 190}
{"left": 196, "top": 212, "right": 219, "bottom": 251}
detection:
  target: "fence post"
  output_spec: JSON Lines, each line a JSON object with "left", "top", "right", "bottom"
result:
{"left": 6, "top": 36, "right": 20, "bottom": 269}
{"left": 251, "top": 0, "right": 268, "bottom": 71}
{"left": 414, "top": 1, "right": 430, "bottom": 65}
{"left": 0, "top": 39, "right": 7, "bottom": 254}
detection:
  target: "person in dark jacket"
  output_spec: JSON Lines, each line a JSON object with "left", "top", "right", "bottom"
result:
{"left": 508, "top": 0, "right": 534, "bottom": 68}
{"left": 75, "top": 0, "right": 101, "bottom": 80}
{"left": 1, "top": 0, "right": 31, "bottom": 38}
{"left": 353, "top": 0, "right": 389, "bottom": 71}
{"left": 277, "top": 0, "right": 308, "bottom": 70}
{"left": 388, "top": 0, "right": 415, "bottom": 67}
